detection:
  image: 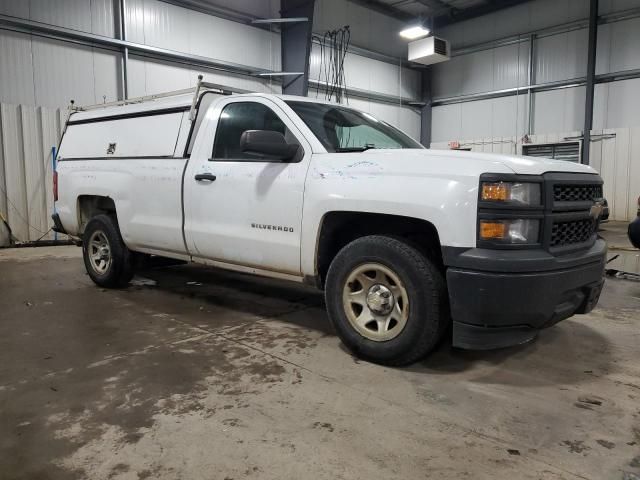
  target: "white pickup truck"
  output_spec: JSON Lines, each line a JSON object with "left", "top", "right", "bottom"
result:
{"left": 53, "top": 80, "right": 607, "bottom": 365}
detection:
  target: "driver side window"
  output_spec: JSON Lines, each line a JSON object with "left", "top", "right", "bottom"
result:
{"left": 211, "top": 102, "right": 299, "bottom": 162}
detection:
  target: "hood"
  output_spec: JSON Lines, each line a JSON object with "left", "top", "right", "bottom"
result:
{"left": 422, "top": 149, "right": 598, "bottom": 175}
{"left": 336, "top": 148, "right": 598, "bottom": 176}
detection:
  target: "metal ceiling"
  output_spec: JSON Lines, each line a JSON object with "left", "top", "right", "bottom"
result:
{"left": 350, "top": 0, "right": 535, "bottom": 27}
{"left": 162, "top": 0, "right": 535, "bottom": 28}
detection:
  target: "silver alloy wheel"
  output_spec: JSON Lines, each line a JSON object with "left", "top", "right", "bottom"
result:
{"left": 88, "top": 230, "right": 112, "bottom": 275}
{"left": 342, "top": 262, "right": 409, "bottom": 342}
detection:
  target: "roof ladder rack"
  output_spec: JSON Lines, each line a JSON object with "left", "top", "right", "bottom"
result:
{"left": 189, "top": 75, "right": 254, "bottom": 120}
{"left": 70, "top": 75, "right": 255, "bottom": 116}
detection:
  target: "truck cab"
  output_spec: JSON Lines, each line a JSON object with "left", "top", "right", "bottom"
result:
{"left": 53, "top": 79, "right": 607, "bottom": 365}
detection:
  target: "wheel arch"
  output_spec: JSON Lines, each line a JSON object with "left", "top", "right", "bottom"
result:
{"left": 314, "top": 211, "right": 443, "bottom": 288}
{"left": 77, "top": 195, "right": 117, "bottom": 236}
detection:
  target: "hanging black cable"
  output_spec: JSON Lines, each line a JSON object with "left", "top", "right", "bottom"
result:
{"left": 315, "top": 26, "right": 351, "bottom": 104}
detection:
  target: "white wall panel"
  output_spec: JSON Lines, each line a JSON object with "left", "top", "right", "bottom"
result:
{"left": 432, "top": 42, "right": 528, "bottom": 98}
{"left": 461, "top": 100, "right": 493, "bottom": 138}
{"left": 431, "top": 94, "right": 527, "bottom": 143}
{"left": 125, "top": 0, "right": 281, "bottom": 72}
{"left": 432, "top": 103, "right": 462, "bottom": 143}
{"left": 0, "top": 103, "right": 68, "bottom": 244}
{"left": 126, "top": 56, "right": 280, "bottom": 98}
{"left": 0, "top": 0, "right": 29, "bottom": 16}
{"left": 0, "top": 104, "right": 7, "bottom": 220}
{"left": 594, "top": 78, "right": 640, "bottom": 130}
{"left": 142, "top": 0, "right": 191, "bottom": 52}
{"left": 533, "top": 86, "right": 585, "bottom": 134}
{"left": 535, "top": 30, "right": 588, "bottom": 83}
{"left": 438, "top": 0, "right": 589, "bottom": 48}
{"left": 91, "top": 0, "right": 117, "bottom": 37}
{"left": 596, "top": 17, "right": 640, "bottom": 75}
{"left": 0, "top": 104, "right": 29, "bottom": 242}
{"left": 599, "top": 0, "right": 640, "bottom": 15}
{"left": 461, "top": 49, "right": 494, "bottom": 94}
{"left": 92, "top": 49, "right": 121, "bottom": 104}
{"left": 587, "top": 127, "right": 640, "bottom": 221}
{"left": 491, "top": 94, "right": 528, "bottom": 137}
{"left": 188, "top": 10, "right": 279, "bottom": 71}
{"left": 126, "top": 0, "right": 146, "bottom": 43}
{"left": 606, "top": 78, "right": 640, "bottom": 128}
{"left": 0, "top": 30, "right": 35, "bottom": 106}
{"left": 1, "top": 0, "right": 279, "bottom": 109}
{"left": 20, "top": 105, "right": 47, "bottom": 240}
{"left": 29, "top": 0, "right": 93, "bottom": 34}
{"left": 9, "top": 0, "right": 116, "bottom": 36}
{"left": 492, "top": 42, "right": 529, "bottom": 90}
{"left": 432, "top": 56, "right": 463, "bottom": 98}
{"left": 31, "top": 37, "right": 98, "bottom": 108}
{"left": 40, "top": 107, "right": 59, "bottom": 239}
{"left": 142, "top": 58, "right": 192, "bottom": 96}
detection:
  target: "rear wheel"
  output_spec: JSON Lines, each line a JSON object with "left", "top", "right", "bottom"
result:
{"left": 325, "top": 235, "right": 448, "bottom": 366}
{"left": 82, "top": 214, "right": 134, "bottom": 288}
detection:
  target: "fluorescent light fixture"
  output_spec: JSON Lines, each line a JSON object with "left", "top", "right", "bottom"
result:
{"left": 399, "top": 25, "right": 430, "bottom": 40}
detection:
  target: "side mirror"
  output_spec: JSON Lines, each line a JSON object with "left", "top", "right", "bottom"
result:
{"left": 240, "top": 130, "right": 299, "bottom": 161}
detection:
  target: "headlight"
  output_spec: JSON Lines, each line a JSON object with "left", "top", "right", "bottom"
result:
{"left": 481, "top": 181, "right": 541, "bottom": 206}
{"left": 479, "top": 219, "right": 540, "bottom": 244}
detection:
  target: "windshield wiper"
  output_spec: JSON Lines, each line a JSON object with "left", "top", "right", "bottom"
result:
{"left": 335, "top": 144, "right": 377, "bottom": 152}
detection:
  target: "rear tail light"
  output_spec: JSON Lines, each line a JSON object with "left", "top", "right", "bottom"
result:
{"left": 53, "top": 171, "right": 58, "bottom": 202}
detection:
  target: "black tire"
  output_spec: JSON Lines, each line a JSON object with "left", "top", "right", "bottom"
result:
{"left": 325, "top": 235, "right": 449, "bottom": 366}
{"left": 82, "top": 214, "right": 134, "bottom": 288}
{"left": 629, "top": 216, "right": 640, "bottom": 249}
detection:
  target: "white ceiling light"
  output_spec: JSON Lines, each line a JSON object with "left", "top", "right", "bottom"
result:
{"left": 399, "top": 25, "right": 430, "bottom": 40}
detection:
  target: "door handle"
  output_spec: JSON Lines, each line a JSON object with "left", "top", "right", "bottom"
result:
{"left": 195, "top": 173, "right": 217, "bottom": 182}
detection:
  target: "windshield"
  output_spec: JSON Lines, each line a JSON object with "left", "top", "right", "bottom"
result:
{"left": 285, "top": 101, "right": 424, "bottom": 152}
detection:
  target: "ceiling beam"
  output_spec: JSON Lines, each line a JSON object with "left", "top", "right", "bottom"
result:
{"left": 412, "top": 0, "right": 451, "bottom": 17}
{"left": 347, "top": 0, "right": 413, "bottom": 22}
{"left": 434, "top": 0, "right": 533, "bottom": 28}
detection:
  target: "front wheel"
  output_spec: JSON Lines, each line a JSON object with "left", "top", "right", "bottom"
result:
{"left": 325, "top": 235, "right": 449, "bottom": 366}
{"left": 82, "top": 214, "right": 134, "bottom": 288}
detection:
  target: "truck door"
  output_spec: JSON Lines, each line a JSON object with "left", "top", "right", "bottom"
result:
{"left": 183, "top": 97, "right": 312, "bottom": 275}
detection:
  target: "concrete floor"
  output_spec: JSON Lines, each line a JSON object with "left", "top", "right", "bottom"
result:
{"left": 1, "top": 233, "right": 639, "bottom": 479}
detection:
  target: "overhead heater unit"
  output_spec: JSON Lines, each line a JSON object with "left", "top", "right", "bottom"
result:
{"left": 408, "top": 36, "right": 450, "bottom": 65}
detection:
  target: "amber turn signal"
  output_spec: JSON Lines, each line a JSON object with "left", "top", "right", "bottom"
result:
{"left": 481, "top": 182, "right": 509, "bottom": 201}
{"left": 479, "top": 220, "right": 507, "bottom": 240}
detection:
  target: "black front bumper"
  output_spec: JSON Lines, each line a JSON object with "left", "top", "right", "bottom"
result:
{"left": 444, "top": 239, "right": 606, "bottom": 350}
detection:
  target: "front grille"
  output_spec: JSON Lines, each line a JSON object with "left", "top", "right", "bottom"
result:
{"left": 550, "top": 218, "right": 595, "bottom": 247}
{"left": 553, "top": 184, "right": 603, "bottom": 202}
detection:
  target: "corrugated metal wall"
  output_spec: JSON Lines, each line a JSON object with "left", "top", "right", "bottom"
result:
{"left": 0, "top": 0, "right": 283, "bottom": 107}
{"left": 0, "top": 104, "right": 67, "bottom": 245}
{"left": 432, "top": 2, "right": 640, "bottom": 143}
{"left": 124, "top": 0, "right": 282, "bottom": 96}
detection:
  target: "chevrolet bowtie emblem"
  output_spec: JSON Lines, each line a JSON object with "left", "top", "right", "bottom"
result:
{"left": 589, "top": 201, "right": 604, "bottom": 219}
